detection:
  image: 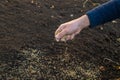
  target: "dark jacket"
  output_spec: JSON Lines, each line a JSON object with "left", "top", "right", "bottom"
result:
{"left": 86, "top": 0, "right": 120, "bottom": 28}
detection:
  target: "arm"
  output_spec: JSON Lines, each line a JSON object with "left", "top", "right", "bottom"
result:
{"left": 55, "top": 0, "right": 120, "bottom": 42}
{"left": 86, "top": 0, "right": 120, "bottom": 28}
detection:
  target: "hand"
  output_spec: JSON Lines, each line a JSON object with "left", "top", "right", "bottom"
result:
{"left": 55, "top": 15, "right": 90, "bottom": 42}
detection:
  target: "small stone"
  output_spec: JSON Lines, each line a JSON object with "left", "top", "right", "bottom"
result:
{"left": 117, "top": 38, "right": 120, "bottom": 42}
{"left": 31, "top": 0, "right": 34, "bottom": 3}
{"left": 112, "top": 20, "right": 117, "bottom": 24}
{"left": 51, "top": 15, "right": 54, "bottom": 18}
{"left": 99, "top": 66, "right": 106, "bottom": 71}
{"left": 70, "top": 14, "right": 74, "bottom": 17}
{"left": 31, "top": 49, "right": 37, "bottom": 53}
{"left": 53, "top": 66, "right": 56, "bottom": 69}
{"left": 81, "top": 10, "right": 83, "bottom": 12}
{"left": 100, "top": 27, "right": 103, "bottom": 30}
{"left": 31, "top": 70, "right": 37, "bottom": 74}
{"left": 38, "top": 6, "right": 40, "bottom": 7}
{"left": 50, "top": 5, "right": 55, "bottom": 9}
{"left": 67, "top": 70, "right": 76, "bottom": 77}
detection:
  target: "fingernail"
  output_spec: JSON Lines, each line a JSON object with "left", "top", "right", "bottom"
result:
{"left": 55, "top": 37, "right": 59, "bottom": 42}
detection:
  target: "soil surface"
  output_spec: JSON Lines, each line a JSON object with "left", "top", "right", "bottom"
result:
{"left": 0, "top": 0, "right": 120, "bottom": 80}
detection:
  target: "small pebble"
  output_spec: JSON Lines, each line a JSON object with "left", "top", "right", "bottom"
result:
{"left": 100, "top": 27, "right": 103, "bottom": 30}
{"left": 99, "top": 66, "right": 106, "bottom": 71}
{"left": 70, "top": 14, "right": 74, "bottom": 17}
{"left": 50, "top": 5, "right": 55, "bottom": 9}
{"left": 112, "top": 20, "right": 117, "bottom": 24}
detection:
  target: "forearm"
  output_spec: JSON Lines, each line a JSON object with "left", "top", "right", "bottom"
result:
{"left": 86, "top": 0, "right": 120, "bottom": 28}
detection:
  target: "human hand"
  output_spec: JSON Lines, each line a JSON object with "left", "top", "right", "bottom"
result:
{"left": 55, "top": 15, "right": 90, "bottom": 42}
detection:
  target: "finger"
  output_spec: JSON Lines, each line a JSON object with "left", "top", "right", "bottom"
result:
{"left": 55, "top": 24, "right": 66, "bottom": 35}
{"left": 70, "top": 34, "right": 75, "bottom": 40}
{"left": 63, "top": 34, "right": 75, "bottom": 41}
{"left": 55, "top": 29, "right": 67, "bottom": 41}
{"left": 64, "top": 35, "right": 71, "bottom": 41}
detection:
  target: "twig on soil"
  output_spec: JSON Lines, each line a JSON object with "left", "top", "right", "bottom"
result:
{"left": 64, "top": 42, "right": 68, "bottom": 54}
{"left": 83, "top": 0, "right": 100, "bottom": 8}
{"left": 89, "top": 0, "right": 100, "bottom": 6}
{"left": 83, "top": 0, "right": 89, "bottom": 8}
{"left": 65, "top": 46, "right": 68, "bottom": 54}
{"left": 103, "top": 58, "right": 120, "bottom": 65}
{"left": 103, "top": 58, "right": 120, "bottom": 70}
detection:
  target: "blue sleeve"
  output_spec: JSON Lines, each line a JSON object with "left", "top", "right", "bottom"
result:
{"left": 86, "top": 0, "right": 120, "bottom": 28}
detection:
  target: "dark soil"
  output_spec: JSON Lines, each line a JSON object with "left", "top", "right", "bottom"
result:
{"left": 0, "top": 0, "right": 120, "bottom": 80}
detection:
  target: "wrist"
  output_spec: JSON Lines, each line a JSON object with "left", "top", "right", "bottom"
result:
{"left": 77, "top": 15, "right": 90, "bottom": 29}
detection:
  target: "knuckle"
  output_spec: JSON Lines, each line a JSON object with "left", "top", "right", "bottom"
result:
{"left": 60, "top": 24, "right": 65, "bottom": 27}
